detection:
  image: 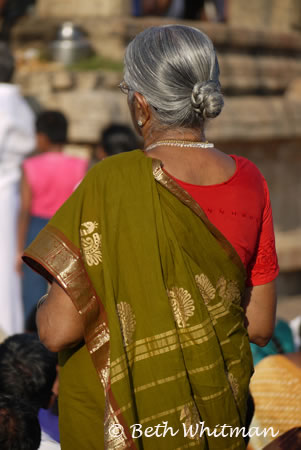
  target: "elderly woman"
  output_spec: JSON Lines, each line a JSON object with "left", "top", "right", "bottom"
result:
{"left": 23, "top": 25, "right": 278, "bottom": 450}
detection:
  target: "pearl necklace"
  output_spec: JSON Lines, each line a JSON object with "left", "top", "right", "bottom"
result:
{"left": 145, "top": 139, "right": 214, "bottom": 152}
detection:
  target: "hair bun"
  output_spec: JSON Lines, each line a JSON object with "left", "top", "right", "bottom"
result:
{"left": 191, "top": 80, "right": 224, "bottom": 120}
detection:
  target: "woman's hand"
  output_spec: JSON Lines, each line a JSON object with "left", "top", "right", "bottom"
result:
{"left": 242, "top": 280, "right": 277, "bottom": 347}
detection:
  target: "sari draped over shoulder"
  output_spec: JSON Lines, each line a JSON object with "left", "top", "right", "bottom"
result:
{"left": 23, "top": 150, "right": 253, "bottom": 450}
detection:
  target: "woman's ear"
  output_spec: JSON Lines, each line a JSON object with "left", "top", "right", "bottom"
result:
{"left": 132, "top": 92, "right": 151, "bottom": 129}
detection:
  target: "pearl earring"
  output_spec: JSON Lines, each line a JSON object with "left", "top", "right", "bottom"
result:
{"left": 137, "top": 120, "right": 143, "bottom": 127}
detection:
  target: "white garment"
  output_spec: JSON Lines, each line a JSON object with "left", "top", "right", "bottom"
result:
{"left": 39, "top": 431, "right": 61, "bottom": 450}
{"left": 0, "top": 83, "right": 35, "bottom": 335}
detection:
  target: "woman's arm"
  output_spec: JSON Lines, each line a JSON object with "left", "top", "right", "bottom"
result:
{"left": 16, "top": 170, "right": 32, "bottom": 274}
{"left": 242, "top": 280, "right": 277, "bottom": 347}
{"left": 37, "top": 281, "right": 84, "bottom": 353}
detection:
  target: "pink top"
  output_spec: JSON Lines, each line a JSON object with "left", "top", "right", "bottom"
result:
{"left": 165, "top": 155, "right": 279, "bottom": 287}
{"left": 23, "top": 152, "right": 88, "bottom": 219}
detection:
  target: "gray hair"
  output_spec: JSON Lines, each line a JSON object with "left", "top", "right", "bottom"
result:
{"left": 0, "top": 43, "right": 15, "bottom": 83}
{"left": 124, "top": 25, "right": 224, "bottom": 128}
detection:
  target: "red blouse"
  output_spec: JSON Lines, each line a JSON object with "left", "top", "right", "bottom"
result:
{"left": 165, "top": 155, "right": 279, "bottom": 286}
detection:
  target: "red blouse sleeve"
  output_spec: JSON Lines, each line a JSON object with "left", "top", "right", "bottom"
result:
{"left": 247, "top": 178, "right": 279, "bottom": 286}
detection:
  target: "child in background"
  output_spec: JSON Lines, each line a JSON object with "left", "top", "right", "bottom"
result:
{"left": 17, "top": 110, "right": 88, "bottom": 321}
{"left": 90, "top": 123, "right": 140, "bottom": 167}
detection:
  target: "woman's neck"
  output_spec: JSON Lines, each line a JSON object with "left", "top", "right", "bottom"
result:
{"left": 42, "top": 144, "right": 64, "bottom": 153}
{"left": 142, "top": 126, "right": 206, "bottom": 150}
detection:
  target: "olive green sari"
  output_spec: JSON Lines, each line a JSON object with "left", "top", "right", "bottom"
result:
{"left": 24, "top": 150, "right": 253, "bottom": 450}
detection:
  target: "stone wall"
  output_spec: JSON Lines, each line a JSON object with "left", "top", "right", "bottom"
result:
{"left": 229, "top": 0, "right": 301, "bottom": 32}
{"left": 37, "top": 0, "right": 131, "bottom": 17}
{"left": 36, "top": 0, "right": 301, "bottom": 31}
{"left": 18, "top": 71, "right": 301, "bottom": 143}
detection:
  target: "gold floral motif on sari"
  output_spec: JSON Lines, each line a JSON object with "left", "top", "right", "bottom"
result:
{"left": 117, "top": 302, "right": 136, "bottom": 346}
{"left": 195, "top": 274, "right": 216, "bottom": 305}
{"left": 216, "top": 277, "right": 241, "bottom": 304}
{"left": 167, "top": 287, "right": 195, "bottom": 328}
{"left": 80, "top": 221, "right": 102, "bottom": 266}
{"left": 227, "top": 371, "right": 239, "bottom": 400}
{"left": 180, "top": 403, "right": 201, "bottom": 441}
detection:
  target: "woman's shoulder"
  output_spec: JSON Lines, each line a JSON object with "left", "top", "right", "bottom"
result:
{"left": 231, "top": 154, "right": 263, "bottom": 175}
{"left": 230, "top": 154, "right": 266, "bottom": 187}
{"left": 82, "top": 150, "right": 145, "bottom": 189}
{"left": 23, "top": 152, "right": 46, "bottom": 170}
{"left": 24, "top": 151, "right": 57, "bottom": 165}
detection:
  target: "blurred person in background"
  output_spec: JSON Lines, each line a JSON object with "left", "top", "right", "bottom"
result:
{"left": 212, "top": 0, "right": 227, "bottom": 21}
{"left": 182, "top": 0, "right": 205, "bottom": 19}
{"left": 17, "top": 110, "right": 88, "bottom": 321}
{"left": 133, "top": 0, "right": 172, "bottom": 16}
{"left": 0, "top": 42, "right": 35, "bottom": 336}
{"left": 23, "top": 25, "right": 278, "bottom": 449}
{"left": 0, "top": 333, "right": 60, "bottom": 448}
{"left": 133, "top": 0, "right": 226, "bottom": 20}
{"left": 133, "top": 0, "right": 187, "bottom": 17}
{"left": 183, "top": 0, "right": 226, "bottom": 21}
{"left": 0, "top": 394, "right": 41, "bottom": 450}
{"left": 90, "top": 122, "right": 140, "bottom": 166}
{"left": 0, "top": 0, "right": 36, "bottom": 41}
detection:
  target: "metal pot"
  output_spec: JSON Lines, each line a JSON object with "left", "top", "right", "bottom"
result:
{"left": 49, "top": 22, "right": 93, "bottom": 65}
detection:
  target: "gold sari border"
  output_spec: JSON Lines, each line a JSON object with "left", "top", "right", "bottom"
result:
{"left": 23, "top": 224, "right": 90, "bottom": 308}
{"left": 151, "top": 158, "right": 246, "bottom": 278}
{"left": 23, "top": 224, "right": 137, "bottom": 450}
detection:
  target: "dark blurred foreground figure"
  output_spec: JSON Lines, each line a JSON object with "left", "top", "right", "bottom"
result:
{"left": 0, "top": 394, "right": 41, "bottom": 450}
{"left": 0, "top": 334, "right": 57, "bottom": 412}
{"left": 17, "top": 110, "right": 88, "bottom": 320}
{"left": 0, "top": 334, "right": 60, "bottom": 448}
{"left": 24, "top": 25, "right": 278, "bottom": 449}
{"left": 263, "top": 428, "right": 301, "bottom": 450}
{"left": 0, "top": 42, "right": 35, "bottom": 335}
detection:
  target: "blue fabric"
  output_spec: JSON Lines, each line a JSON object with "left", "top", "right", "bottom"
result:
{"left": 39, "top": 408, "right": 60, "bottom": 443}
{"left": 132, "top": 0, "right": 141, "bottom": 15}
{"left": 22, "top": 215, "right": 48, "bottom": 320}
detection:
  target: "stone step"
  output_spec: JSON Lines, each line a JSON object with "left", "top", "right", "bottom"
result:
{"left": 276, "top": 229, "right": 301, "bottom": 272}
{"left": 12, "top": 17, "right": 301, "bottom": 95}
